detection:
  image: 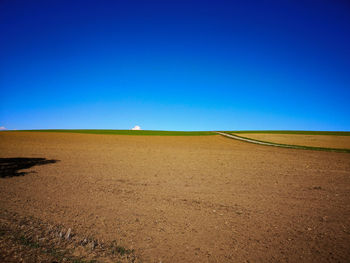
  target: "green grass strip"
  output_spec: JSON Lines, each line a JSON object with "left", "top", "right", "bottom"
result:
{"left": 223, "top": 133, "right": 350, "bottom": 153}
{"left": 13, "top": 129, "right": 215, "bottom": 136}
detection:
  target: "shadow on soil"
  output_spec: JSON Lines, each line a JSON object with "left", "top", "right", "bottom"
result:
{"left": 0, "top": 158, "right": 59, "bottom": 178}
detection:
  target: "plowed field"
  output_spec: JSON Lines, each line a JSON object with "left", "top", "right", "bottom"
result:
{"left": 1, "top": 132, "right": 350, "bottom": 262}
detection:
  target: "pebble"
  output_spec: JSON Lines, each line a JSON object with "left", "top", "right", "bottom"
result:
{"left": 90, "top": 240, "right": 96, "bottom": 249}
{"left": 65, "top": 228, "right": 71, "bottom": 240}
{"left": 82, "top": 238, "right": 88, "bottom": 245}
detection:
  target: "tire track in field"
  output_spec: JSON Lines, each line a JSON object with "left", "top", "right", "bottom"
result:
{"left": 216, "top": 132, "right": 350, "bottom": 153}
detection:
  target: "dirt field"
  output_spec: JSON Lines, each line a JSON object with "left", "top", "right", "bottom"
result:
{"left": 237, "top": 133, "right": 350, "bottom": 149}
{"left": 1, "top": 132, "right": 350, "bottom": 262}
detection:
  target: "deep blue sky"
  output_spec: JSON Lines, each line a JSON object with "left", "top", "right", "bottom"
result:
{"left": 1, "top": 0, "right": 349, "bottom": 131}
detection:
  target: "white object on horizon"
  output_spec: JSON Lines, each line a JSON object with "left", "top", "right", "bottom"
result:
{"left": 0, "top": 126, "right": 6, "bottom": 130}
{"left": 132, "top": 125, "right": 141, "bottom": 130}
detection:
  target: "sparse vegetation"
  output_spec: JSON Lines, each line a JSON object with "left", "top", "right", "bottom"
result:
{"left": 0, "top": 210, "right": 138, "bottom": 263}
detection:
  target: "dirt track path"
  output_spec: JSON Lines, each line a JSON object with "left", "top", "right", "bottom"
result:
{"left": 235, "top": 133, "right": 350, "bottom": 149}
{"left": 216, "top": 132, "right": 286, "bottom": 147}
{"left": 1, "top": 132, "right": 350, "bottom": 262}
{"left": 217, "top": 131, "right": 350, "bottom": 152}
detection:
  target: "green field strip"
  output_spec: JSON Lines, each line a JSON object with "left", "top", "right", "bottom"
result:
{"left": 13, "top": 129, "right": 215, "bottom": 136}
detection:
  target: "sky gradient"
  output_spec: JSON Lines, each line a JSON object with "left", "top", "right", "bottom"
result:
{"left": 1, "top": 0, "right": 350, "bottom": 131}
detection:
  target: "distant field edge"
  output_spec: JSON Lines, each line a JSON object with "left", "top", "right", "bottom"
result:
{"left": 217, "top": 132, "right": 350, "bottom": 153}
{"left": 9, "top": 129, "right": 215, "bottom": 136}
{"left": 224, "top": 130, "right": 350, "bottom": 136}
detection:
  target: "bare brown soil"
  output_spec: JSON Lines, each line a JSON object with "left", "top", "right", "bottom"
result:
{"left": 0, "top": 210, "right": 137, "bottom": 263}
{"left": 1, "top": 132, "right": 350, "bottom": 262}
{"left": 238, "top": 133, "right": 350, "bottom": 149}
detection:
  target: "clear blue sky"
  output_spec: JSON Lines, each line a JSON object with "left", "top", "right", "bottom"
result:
{"left": 1, "top": 0, "right": 349, "bottom": 131}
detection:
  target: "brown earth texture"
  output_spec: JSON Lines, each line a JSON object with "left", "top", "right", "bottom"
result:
{"left": 237, "top": 133, "right": 350, "bottom": 149}
{"left": 0, "top": 131, "right": 350, "bottom": 263}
